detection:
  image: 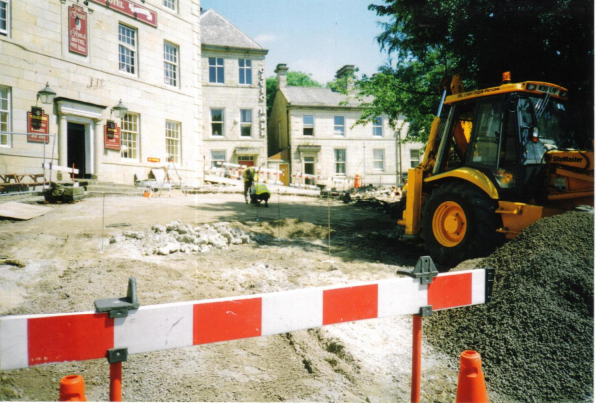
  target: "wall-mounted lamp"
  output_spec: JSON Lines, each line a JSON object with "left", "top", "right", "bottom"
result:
{"left": 111, "top": 99, "right": 128, "bottom": 119}
{"left": 37, "top": 82, "right": 57, "bottom": 105}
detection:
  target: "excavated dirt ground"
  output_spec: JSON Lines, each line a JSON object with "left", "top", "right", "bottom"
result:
{"left": 0, "top": 191, "right": 500, "bottom": 403}
{"left": 0, "top": 191, "right": 592, "bottom": 402}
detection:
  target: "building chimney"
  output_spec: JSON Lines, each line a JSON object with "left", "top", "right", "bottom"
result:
{"left": 335, "top": 65, "right": 356, "bottom": 92}
{"left": 275, "top": 63, "right": 289, "bottom": 89}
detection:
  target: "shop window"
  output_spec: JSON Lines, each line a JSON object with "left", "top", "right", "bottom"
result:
{"left": 239, "top": 59, "right": 252, "bottom": 85}
{"left": 335, "top": 149, "right": 346, "bottom": 174}
{"left": 118, "top": 24, "right": 137, "bottom": 75}
{"left": 373, "top": 116, "right": 383, "bottom": 136}
{"left": 334, "top": 116, "right": 345, "bottom": 136}
{"left": 211, "top": 150, "right": 225, "bottom": 168}
{"left": 303, "top": 115, "right": 314, "bottom": 136}
{"left": 373, "top": 149, "right": 384, "bottom": 171}
{"left": 211, "top": 109, "right": 224, "bottom": 136}
{"left": 0, "top": 85, "right": 10, "bottom": 147}
{"left": 209, "top": 57, "right": 224, "bottom": 84}
{"left": 120, "top": 113, "right": 139, "bottom": 159}
{"left": 240, "top": 109, "right": 252, "bottom": 137}
{"left": 165, "top": 120, "right": 181, "bottom": 163}
{"left": 164, "top": 42, "right": 179, "bottom": 87}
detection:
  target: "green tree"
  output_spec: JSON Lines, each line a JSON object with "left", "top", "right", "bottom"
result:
{"left": 266, "top": 71, "right": 323, "bottom": 116}
{"left": 357, "top": 0, "right": 594, "bottom": 145}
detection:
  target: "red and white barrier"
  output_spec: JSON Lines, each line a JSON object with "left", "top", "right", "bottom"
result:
{"left": 0, "top": 270, "right": 487, "bottom": 370}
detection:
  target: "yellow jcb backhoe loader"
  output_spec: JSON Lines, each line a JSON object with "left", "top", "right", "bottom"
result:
{"left": 399, "top": 72, "right": 594, "bottom": 266}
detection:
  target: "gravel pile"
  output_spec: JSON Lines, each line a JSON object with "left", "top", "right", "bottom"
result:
{"left": 425, "top": 211, "right": 594, "bottom": 402}
{"left": 110, "top": 220, "right": 253, "bottom": 255}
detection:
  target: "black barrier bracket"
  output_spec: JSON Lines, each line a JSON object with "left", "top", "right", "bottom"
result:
{"left": 418, "top": 305, "right": 433, "bottom": 317}
{"left": 107, "top": 347, "right": 128, "bottom": 364}
{"left": 397, "top": 256, "right": 439, "bottom": 285}
{"left": 485, "top": 267, "right": 496, "bottom": 303}
{"left": 94, "top": 277, "right": 140, "bottom": 318}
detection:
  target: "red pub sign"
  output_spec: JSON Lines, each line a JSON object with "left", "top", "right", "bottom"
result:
{"left": 69, "top": 5, "right": 88, "bottom": 56}
{"left": 27, "top": 107, "right": 49, "bottom": 144}
{"left": 89, "top": 0, "right": 157, "bottom": 27}
{"left": 105, "top": 121, "right": 121, "bottom": 150}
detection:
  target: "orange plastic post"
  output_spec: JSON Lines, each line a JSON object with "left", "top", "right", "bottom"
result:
{"left": 59, "top": 375, "right": 87, "bottom": 401}
{"left": 456, "top": 350, "right": 488, "bottom": 403}
{"left": 109, "top": 362, "right": 122, "bottom": 402}
{"left": 72, "top": 164, "right": 75, "bottom": 181}
{"left": 411, "top": 314, "right": 422, "bottom": 403}
{"left": 354, "top": 174, "right": 361, "bottom": 189}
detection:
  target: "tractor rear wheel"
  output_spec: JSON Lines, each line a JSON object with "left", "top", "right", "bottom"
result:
{"left": 420, "top": 182, "right": 503, "bottom": 267}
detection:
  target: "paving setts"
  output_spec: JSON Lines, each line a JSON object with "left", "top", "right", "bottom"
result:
{"left": 424, "top": 211, "right": 594, "bottom": 402}
{"left": 111, "top": 221, "right": 252, "bottom": 255}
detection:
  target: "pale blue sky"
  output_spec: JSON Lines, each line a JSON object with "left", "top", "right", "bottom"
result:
{"left": 200, "top": 0, "right": 392, "bottom": 84}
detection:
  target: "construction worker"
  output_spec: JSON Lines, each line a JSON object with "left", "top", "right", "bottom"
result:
{"left": 242, "top": 166, "right": 256, "bottom": 204}
{"left": 251, "top": 182, "right": 270, "bottom": 207}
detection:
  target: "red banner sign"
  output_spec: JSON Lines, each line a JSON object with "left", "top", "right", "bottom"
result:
{"left": 27, "top": 108, "right": 50, "bottom": 144}
{"left": 105, "top": 121, "right": 121, "bottom": 150}
{"left": 68, "top": 5, "right": 88, "bottom": 56}
{"left": 89, "top": 0, "right": 157, "bottom": 27}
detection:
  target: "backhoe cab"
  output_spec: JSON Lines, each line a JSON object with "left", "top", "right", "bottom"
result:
{"left": 399, "top": 72, "right": 594, "bottom": 266}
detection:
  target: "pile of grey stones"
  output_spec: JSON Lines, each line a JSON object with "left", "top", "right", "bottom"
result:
{"left": 110, "top": 220, "right": 252, "bottom": 255}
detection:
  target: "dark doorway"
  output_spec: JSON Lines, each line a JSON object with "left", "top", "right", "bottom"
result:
{"left": 67, "top": 122, "right": 86, "bottom": 179}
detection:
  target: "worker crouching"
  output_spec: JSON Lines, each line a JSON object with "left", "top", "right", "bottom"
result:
{"left": 251, "top": 183, "right": 270, "bottom": 207}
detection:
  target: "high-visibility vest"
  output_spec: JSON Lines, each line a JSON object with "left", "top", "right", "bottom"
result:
{"left": 254, "top": 183, "right": 270, "bottom": 195}
{"left": 243, "top": 168, "right": 255, "bottom": 182}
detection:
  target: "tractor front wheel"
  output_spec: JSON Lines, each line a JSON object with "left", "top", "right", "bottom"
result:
{"left": 420, "top": 182, "right": 503, "bottom": 267}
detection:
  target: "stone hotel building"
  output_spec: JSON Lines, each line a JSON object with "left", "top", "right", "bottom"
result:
{"left": 0, "top": 0, "right": 203, "bottom": 185}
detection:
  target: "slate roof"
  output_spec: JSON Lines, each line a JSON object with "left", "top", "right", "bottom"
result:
{"left": 280, "top": 87, "right": 373, "bottom": 108}
{"left": 200, "top": 9, "right": 265, "bottom": 51}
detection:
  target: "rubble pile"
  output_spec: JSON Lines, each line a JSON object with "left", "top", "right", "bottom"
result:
{"left": 340, "top": 185, "right": 403, "bottom": 214}
{"left": 110, "top": 220, "right": 252, "bottom": 255}
{"left": 425, "top": 211, "right": 594, "bottom": 402}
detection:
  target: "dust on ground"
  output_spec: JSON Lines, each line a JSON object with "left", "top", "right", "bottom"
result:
{"left": 0, "top": 192, "right": 469, "bottom": 402}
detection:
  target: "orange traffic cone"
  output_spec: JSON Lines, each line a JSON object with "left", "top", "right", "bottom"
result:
{"left": 456, "top": 350, "right": 488, "bottom": 403}
{"left": 59, "top": 375, "right": 87, "bottom": 401}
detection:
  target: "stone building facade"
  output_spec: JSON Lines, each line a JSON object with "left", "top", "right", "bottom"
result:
{"left": 268, "top": 64, "right": 422, "bottom": 187}
{"left": 0, "top": 0, "right": 203, "bottom": 185}
{"left": 200, "top": 9, "right": 268, "bottom": 171}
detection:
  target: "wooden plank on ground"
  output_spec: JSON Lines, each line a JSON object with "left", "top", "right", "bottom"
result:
{"left": 0, "top": 202, "right": 51, "bottom": 220}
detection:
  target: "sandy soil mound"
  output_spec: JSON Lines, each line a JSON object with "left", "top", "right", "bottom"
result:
{"left": 424, "top": 211, "right": 594, "bottom": 402}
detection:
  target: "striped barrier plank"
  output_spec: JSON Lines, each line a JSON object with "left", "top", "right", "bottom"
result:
{"left": 0, "top": 270, "right": 488, "bottom": 370}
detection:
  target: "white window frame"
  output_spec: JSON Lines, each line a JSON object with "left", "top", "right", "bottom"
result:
{"left": 211, "top": 150, "right": 226, "bottom": 168}
{"left": 0, "top": 85, "right": 11, "bottom": 147}
{"left": 209, "top": 57, "right": 224, "bottom": 84}
{"left": 211, "top": 109, "right": 224, "bottom": 137}
{"left": 410, "top": 149, "right": 422, "bottom": 168}
{"left": 373, "top": 116, "right": 383, "bottom": 137}
{"left": 164, "top": 41, "right": 179, "bottom": 87}
{"left": 334, "top": 115, "right": 345, "bottom": 136}
{"left": 238, "top": 59, "right": 252, "bottom": 85}
{"left": 240, "top": 109, "right": 252, "bottom": 137}
{"left": 303, "top": 115, "right": 314, "bottom": 136}
{"left": 0, "top": 0, "right": 9, "bottom": 36}
{"left": 118, "top": 23, "right": 137, "bottom": 75}
{"left": 334, "top": 149, "right": 346, "bottom": 175}
{"left": 163, "top": 0, "right": 177, "bottom": 12}
{"left": 165, "top": 120, "right": 181, "bottom": 164}
{"left": 373, "top": 149, "right": 384, "bottom": 172}
{"left": 120, "top": 113, "right": 139, "bottom": 160}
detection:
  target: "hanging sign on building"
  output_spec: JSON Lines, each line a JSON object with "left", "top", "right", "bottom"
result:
{"left": 148, "top": 157, "right": 160, "bottom": 163}
{"left": 89, "top": 0, "right": 157, "bottom": 28}
{"left": 68, "top": 5, "right": 88, "bottom": 56}
{"left": 27, "top": 107, "right": 49, "bottom": 144}
{"left": 104, "top": 121, "right": 121, "bottom": 150}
